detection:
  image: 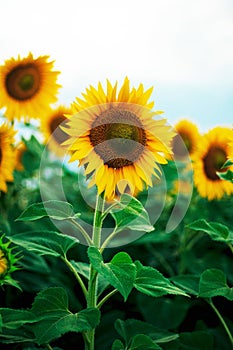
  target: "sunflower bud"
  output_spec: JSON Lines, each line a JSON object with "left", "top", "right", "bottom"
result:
{"left": 0, "top": 235, "right": 20, "bottom": 288}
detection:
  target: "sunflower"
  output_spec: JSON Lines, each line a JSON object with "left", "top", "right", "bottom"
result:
{"left": 14, "top": 141, "right": 26, "bottom": 171}
{"left": 0, "top": 123, "right": 16, "bottom": 192}
{"left": 192, "top": 126, "right": 233, "bottom": 200}
{"left": 171, "top": 119, "right": 200, "bottom": 160}
{"left": 0, "top": 53, "right": 61, "bottom": 121}
{"left": 63, "top": 77, "right": 175, "bottom": 200}
{"left": 41, "top": 105, "right": 72, "bottom": 156}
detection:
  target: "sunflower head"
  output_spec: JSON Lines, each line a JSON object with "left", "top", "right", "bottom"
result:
{"left": 172, "top": 119, "right": 200, "bottom": 159}
{"left": 0, "top": 122, "right": 16, "bottom": 192}
{"left": 63, "top": 78, "right": 175, "bottom": 200}
{"left": 193, "top": 126, "right": 233, "bottom": 200}
{"left": 41, "top": 105, "right": 72, "bottom": 156}
{"left": 0, "top": 235, "right": 20, "bottom": 288}
{"left": 0, "top": 52, "right": 61, "bottom": 121}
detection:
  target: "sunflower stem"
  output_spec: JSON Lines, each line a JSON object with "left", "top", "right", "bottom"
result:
{"left": 85, "top": 193, "right": 105, "bottom": 350}
{"left": 92, "top": 193, "right": 105, "bottom": 247}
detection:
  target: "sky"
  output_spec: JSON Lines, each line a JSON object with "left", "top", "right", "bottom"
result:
{"left": 1, "top": 0, "right": 233, "bottom": 131}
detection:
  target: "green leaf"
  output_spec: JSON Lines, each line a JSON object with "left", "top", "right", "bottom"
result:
{"left": 31, "top": 287, "right": 100, "bottom": 345}
{"left": 137, "top": 295, "right": 190, "bottom": 330}
{"left": 221, "top": 158, "right": 233, "bottom": 168}
{"left": 0, "top": 327, "right": 35, "bottom": 344}
{"left": 134, "top": 261, "right": 189, "bottom": 297}
{"left": 16, "top": 200, "right": 77, "bottom": 221}
{"left": 71, "top": 260, "right": 110, "bottom": 294}
{"left": 110, "top": 194, "right": 154, "bottom": 233}
{"left": 199, "top": 269, "right": 233, "bottom": 300}
{"left": 114, "top": 319, "right": 178, "bottom": 345}
{"left": 170, "top": 275, "right": 200, "bottom": 296}
{"left": 88, "top": 247, "right": 136, "bottom": 301}
{"left": 0, "top": 309, "right": 36, "bottom": 329}
{"left": 179, "top": 331, "right": 213, "bottom": 349}
{"left": 187, "top": 219, "right": 233, "bottom": 244}
{"left": 217, "top": 169, "right": 233, "bottom": 182}
{"left": 8, "top": 230, "right": 79, "bottom": 257}
{"left": 129, "top": 334, "right": 162, "bottom": 349}
{"left": 112, "top": 339, "right": 125, "bottom": 350}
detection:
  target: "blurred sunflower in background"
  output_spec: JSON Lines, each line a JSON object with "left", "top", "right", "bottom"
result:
{"left": 193, "top": 126, "right": 233, "bottom": 200}
{"left": 0, "top": 123, "right": 16, "bottom": 192}
{"left": 63, "top": 77, "right": 175, "bottom": 200}
{"left": 14, "top": 141, "right": 27, "bottom": 171}
{"left": 172, "top": 119, "right": 200, "bottom": 160}
{"left": 41, "top": 105, "right": 71, "bottom": 156}
{"left": 0, "top": 53, "right": 61, "bottom": 121}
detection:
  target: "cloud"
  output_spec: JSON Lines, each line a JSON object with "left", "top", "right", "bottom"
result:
{"left": 1, "top": 0, "right": 233, "bottom": 88}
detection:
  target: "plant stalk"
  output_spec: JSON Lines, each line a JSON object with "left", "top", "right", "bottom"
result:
{"left": 85, "top": 193, "right": 105, "bottom": 350}
{"left": 208, "top": 298, "right": 233, "bottom": 346}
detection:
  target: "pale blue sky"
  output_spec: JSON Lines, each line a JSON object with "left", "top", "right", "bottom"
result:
{"left": 1, "top": 0, "right": 232, "bottom": 132}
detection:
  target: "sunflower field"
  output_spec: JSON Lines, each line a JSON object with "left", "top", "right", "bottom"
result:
{"left": 0, "top": 53, "right": 233, "bottom": 350}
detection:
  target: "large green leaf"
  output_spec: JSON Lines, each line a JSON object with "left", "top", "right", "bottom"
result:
{"left": 0, "top": 309, "right": 36, "bottom": 344}
{"left": 8, "top": 230, "right": 79, "bottom": 257}
{"left": 129, "top": 334, "right": 162, "bottom": 349}
{"left": 170, "top": 275, "right": 200, "bottom": 296}
{"left": 31, "top": 287, "right": 100, "bottom": 345}
{"left": 178, "top": 331, "right": 213, "bottom": 349}
{"left": 114, "top": 319, "right": 178, "bottom": 345}
{"left": 88, "top": 247, "right": 136, "bottom": 301}
{"left": 112, "top": 339, "right": 125, "bottom": 350}
{"left": 134, "top": 261, "right": 189, "bottom": 297}
{"left": 0, "top": 309, "right": 36, "bottom": 329}
{"left": 110, "top": 194, "right": 154, "bottom": 233}
{"left": 187, "top": 219, "right": 233, "bottom": 244}
{"left": 137, "top": 295, "right": 190, "bottom": 330}
{"left": 199, "top": 269, "right": 233, "bottom": 300}
{"left": 16, "top": 200, "right": 78, "bottom": 221}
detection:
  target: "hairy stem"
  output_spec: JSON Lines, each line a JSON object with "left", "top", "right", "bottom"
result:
{"left": 62, "top": 256, "right": 88, "bottom": 299}
{"left": 70, "top": 218, "right": 92, "bottom": 246}
{"left": 85, "top": 193, "right": 105, "bottom": 350}
{"left": 97, "top": 289, "right": 118, "bottom": 309}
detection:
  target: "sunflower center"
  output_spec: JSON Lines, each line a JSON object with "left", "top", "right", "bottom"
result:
{"left": 90, "top": 108, "right": 146, "bottom": 168}
{"left": 203, "top": 147, "right": 227, "bottom": 180}
{"left": 49, "top": 116, "right": 68, "bottom": 144}
{"left": 172, "top": 133, "right": 192, "bottom": 157}
{"left": 5, "top": 64, "right": 40, "bottom": 101}
{"left": 0, "top": 147, "right": 2, "bottom": 165}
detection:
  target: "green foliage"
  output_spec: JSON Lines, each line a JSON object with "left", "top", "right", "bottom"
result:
{"left": 199, "top": 269, "right": 233, "bottom": 300}
{"left": 88, "top": 247, "right": 136, "bottom": 301}
{"left": 7, "top": 230, "right": 79, "bottom": 257}
{"left": 31, "top": 287, "right": 100, "bottom": 345}
{"left": 134, "top": 261, "right": 189, "bottom": 297}
{"left": 187, "top": 219, "right": 233, "bottom": 245}
{"left": 16, "top": 200, "right": 78, "bottom": 221}
{"left": 0, "top": 287, "right": 100, "bottom": 346}
{"left": 110, "top": 194, "right": 154, "bottom": 233}
{"left": 1, "top": 128, "right": 233, "bottom": 349}
{"left": 217, "top": 159, "right": 233, "bottom": 183}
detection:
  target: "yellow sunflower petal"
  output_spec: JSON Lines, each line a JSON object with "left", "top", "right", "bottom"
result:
{"left": 0, "top": 53, "right": 61, "bottom": 121}
{"left": 63, "top": 78, "right": 174, "bottom": 200}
